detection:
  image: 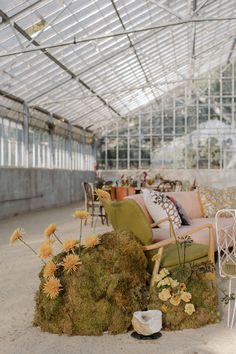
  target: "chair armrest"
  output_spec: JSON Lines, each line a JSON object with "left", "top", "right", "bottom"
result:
{"left": 177, "top": 223, "right": 213, "bottom": 238}
{"left": 143, "top": 238, "right": 176, "bottom": 251}
{"left": 150, "top": 217, "right": 169, "bottom": 229}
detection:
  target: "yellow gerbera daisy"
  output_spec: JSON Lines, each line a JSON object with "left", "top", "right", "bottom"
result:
{"left": 84, "top": 235, "right": 101, "bottom": 248}
{"left": 61, "top": 254, "right": 82, "bottom": 273}
{"left": 43, "top": 277, "right": 62, "bottom": 299}
{"left": 38, "top": 240, "right": 54, "bottom": 259}
{"left": 73, "top": 210, "right": 90, "bottom": 220}
{"left": 9, "top": 228, "right": 24, "bottom": 244}
{"left": 44, "top": 224, "right": 57, "bottom": 238}
{"left": 62, "top": 239, "right": 79, "bottom": 252}
{"left": 95, "top": 189, "right": 111, "bottom": 200}
{"left": 43, "top": 261, "right": 57, "bottom": 279}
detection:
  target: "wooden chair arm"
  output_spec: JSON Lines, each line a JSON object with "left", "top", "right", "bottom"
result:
{"left": 177, "top": 223, "right": 213, "bottom": 238}
{"left": 150, "top": 217, "right": 169, "bottom": 229}
{"left": 143, "top": 238, "right": 176, "bottom": 251}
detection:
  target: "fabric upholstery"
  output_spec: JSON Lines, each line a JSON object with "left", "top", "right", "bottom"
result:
{"left": 165, "top": 191, "right": 204, "bottom": 219}
{"left": 152, "top": 217, "right": 233, "bottom": 251}
{"left": 126, "top": 194, "right": 153, "bottom": 224}
{"left": 198, "top": 185, "right": 236, "bottom": 217}
{"left": 167, "top": 196, "right": 191, "bottom": 225}
{"left": 146, "top": 243, "right": 208, "bottom": 272}
{"left": 143, "top": 189, "right": 181, "bottom": 229}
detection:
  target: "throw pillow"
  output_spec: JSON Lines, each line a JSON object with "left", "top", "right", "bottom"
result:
{"left": 143, "top": 189, "right": 182, "bottom": 229}
{"left": 198, "top": 186, "right": 232, "bottom": 217}
{"left": 167, "top": 196, "right": 191, "bottom": 225}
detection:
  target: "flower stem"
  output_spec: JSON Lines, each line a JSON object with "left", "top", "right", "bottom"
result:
{"left": 53, "top": 232, "right": 63, "bottom": 245}
{"left": 79, "top": 219, "right": 83, "bottom": 256}
{"left": 19, "top": 238, "right": 46, "bottom": 264}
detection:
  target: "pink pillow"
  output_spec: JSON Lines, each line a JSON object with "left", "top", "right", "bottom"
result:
{"left": 164, "top": 191, "right": 204, "bottom": 219}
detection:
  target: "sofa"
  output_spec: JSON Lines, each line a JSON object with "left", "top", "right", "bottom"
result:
{"left": 127, "top": 191, "right": 232, "bottom": 251}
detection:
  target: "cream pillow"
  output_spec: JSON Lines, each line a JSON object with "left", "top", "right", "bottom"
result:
{"left": 143, "top": 189, "right": 181, "bottom": 229}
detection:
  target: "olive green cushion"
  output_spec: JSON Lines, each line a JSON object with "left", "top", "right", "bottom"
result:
{"left": 146, "top": 243, "right": 209, "bottom": 272}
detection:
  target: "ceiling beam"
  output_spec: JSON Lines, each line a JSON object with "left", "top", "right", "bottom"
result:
{"left": 227, "top": 38, "right": 236, "bottom": 64}
{"left": 192, "top": 0, "right": 210, "bottom": 17}
{"left": 148, "top": 0, "right": 184, "bottom": 20}
{"left": 110, "top": 0, "right": 159, "bottom": 105}
{"left": 1, "top": 16, "right": 236, "bottom": 58}
{"left": 0, "top": 10, "right": 121, "bottom": 119}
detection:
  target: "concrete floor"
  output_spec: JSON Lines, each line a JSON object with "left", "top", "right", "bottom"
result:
{"left": 1, "top": 203, "right": 236, "bottom": 354}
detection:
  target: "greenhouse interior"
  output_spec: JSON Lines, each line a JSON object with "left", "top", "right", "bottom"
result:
{"left": 1, "top": 1, "right": 236, "bottom": 353}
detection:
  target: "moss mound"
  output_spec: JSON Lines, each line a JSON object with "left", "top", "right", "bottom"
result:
{"left": 34, "top": 230, "right": 149, "bottom": 335}
{"left": 148, "top": 268, "right": 219, "bottom": 330}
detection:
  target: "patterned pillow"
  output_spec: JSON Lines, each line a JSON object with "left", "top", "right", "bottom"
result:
{"left": 167, "top": 196, "right": 191, "bottom": 225}
{"left": 198, "top": 186, "right": 233, "bottom": 217}
{"left": 143, "top": 189, "right": 181, "bottom": 229}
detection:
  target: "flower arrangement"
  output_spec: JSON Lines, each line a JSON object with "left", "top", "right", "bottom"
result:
{"left": 9, "top": 210, "right": 102, "bottom": 301}
{"left": 154, "top": 268, "right": 195, "bottom": 316}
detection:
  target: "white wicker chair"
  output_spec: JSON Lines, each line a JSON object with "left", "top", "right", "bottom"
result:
{"left": 215, "top": 209, "right": 236, "bottom": 328}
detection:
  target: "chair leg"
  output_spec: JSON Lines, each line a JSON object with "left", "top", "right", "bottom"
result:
{"left": 228, "top": 278, "right": 232, "bottom": 328}
{"left": 227, "top": 278, "right": 236, "bottom": 329}
{"left": 150, "top": 247, "right": 164, "bottom": 288}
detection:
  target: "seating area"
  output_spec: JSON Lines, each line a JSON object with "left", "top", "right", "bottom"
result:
{"left": 2, "top": 0, "right": 236, "bottom": 353}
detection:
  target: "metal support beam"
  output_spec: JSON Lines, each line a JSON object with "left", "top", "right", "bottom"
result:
{"left": 148, "top": 0, "right": 184, "bottom": 20}
{"left": 192, "top": 0, "right": 209, "bottom": 17}
{"left": 23, "top": 102, "right": 29, "bottom": 168}
{"left": 227, "top": 38, "right": 236, "bottom": 64}
{"left": 110, "top": 0, "right": 160, "bottom": 106}
{"left": 0, "top": 10, "right": 121, "bottom": 119}
{"left": 1, "top": 16, "right": 236, "bottom": 58}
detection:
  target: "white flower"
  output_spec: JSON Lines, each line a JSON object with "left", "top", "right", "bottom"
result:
{"left": 159, "top": 268, "right": 169, "bottom": 278}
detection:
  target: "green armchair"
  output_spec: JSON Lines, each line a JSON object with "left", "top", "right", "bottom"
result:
{"left": 97, "top": 190, "right": 215, "bottom": 287}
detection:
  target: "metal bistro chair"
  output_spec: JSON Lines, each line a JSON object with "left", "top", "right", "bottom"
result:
{"left": 81, "top": 182, "right": 108, "bottom": 227}
{"left": 215, "top": 209, "right": 236, "bottom": 328}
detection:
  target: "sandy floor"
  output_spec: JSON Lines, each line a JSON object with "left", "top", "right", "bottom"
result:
{"left": 1, "top": 204, "right": 236, "bottom": 354}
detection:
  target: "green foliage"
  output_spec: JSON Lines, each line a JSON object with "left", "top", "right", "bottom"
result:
{"left": 34, "top": 230, "right": 149, "bottom": 335}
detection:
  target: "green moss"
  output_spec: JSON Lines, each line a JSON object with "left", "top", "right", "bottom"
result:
{"left": 148, "top": 271, "right": 219, "bottom": 330}
{"left": 34, "top": 230, "right": 149, "bottom": 335}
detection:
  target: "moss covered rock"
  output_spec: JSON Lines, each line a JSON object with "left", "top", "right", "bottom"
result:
{"left": 34, "top": 230, "right": 149, "bottom": 335}
{"left": 148, "top": 268, "right": 219, "bottom": 330}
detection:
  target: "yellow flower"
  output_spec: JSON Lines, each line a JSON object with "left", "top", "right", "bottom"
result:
{"left": 62, "top": 254, "right": 82, "bottom": 273}
{"left": 185, "top": 303, "right": 195, "bottom": 316}
{"left": 152, "top": 253, "right": 161, "bottom": 262}
{"left": 157, "top": 277, "right": 172, "bottom": 288}
{"left": 181, "top": 292, "right": 192, "bottom": 303}
{"left": 9, "top": 228, "right": 24, "bottom": 244}
{"left": 44, "top": 224, "right": 57, "bottom": 238}
{"left": 62, "top": 239, "right": 79, "bottom": 252}
{"left": 43, "top": 277, "right": 62, "bottom": 299}
{"left": 73, "top": 210, "right": 90, "bottom": 220}
{"left": 159, "top": 268, "right": 169, "bottom": 279}
{"left": 179, "top": 283, "right": 187, "bottom": 292}
{"left": 158, "top": 288, "right": 171, "bottom": 302}
{"left": 38, "top": 240, "right": 54, "bottom": 259}
{"left": 170, "top": 294, "right": 181, "bottom": 306}
{"left": 161, "top": 304, "right": 169, "bottom": 313}
{"left": 95, "top": 189, "right": 111, "bottom": 200}
{"left": 170, "top": 278, "right": 179, "bottom": 288}
{"left": 84, "top": 235, "right": 101, "bottom": 248}
{"left": 43, "top": 261, "right": 57, "bottom": 279}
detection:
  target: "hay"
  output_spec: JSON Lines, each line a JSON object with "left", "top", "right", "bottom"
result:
{"left": 34, "top": 230, "right": 149, "bottom": 335}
